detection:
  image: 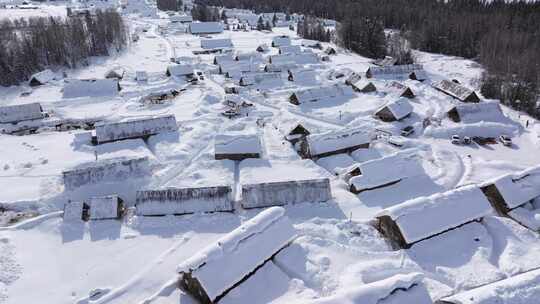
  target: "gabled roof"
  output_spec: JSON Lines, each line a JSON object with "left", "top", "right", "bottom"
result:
{"left": 307, "top": 127, "right": 372, "bottom": 157}
{"left": 271, "top": 35, "right": 291, "bottom": 47}
{"left": 189, "top": 22, "right": 223, "bottom": 34}
{"left": 376, "top": 97, "right": 413, "bottom": 120}
{"left": 290, "top": 84, "right": 354, "bottom": 104}
{"left": 449, "top": 101, "right": 503, "bottom": 123}
{"left": 29, "top": 69, "right": 55, "bottom": 85}
{"left": 367, "top": 64, "right": 423, "bottom": 78}
{"left": 270, "top": 53, "right": 319, "bottom": 65}
{"left": 434, "top": 79, "right": 479, "bottom": 102}
{"left": 167, "top": 64, "right": 194, "bottom": 76}
{"left": 279, "top": 45, "right": 302, "bottom": 55}
{"left": 214, "top": 133, "right": 262, "bottom": 156}
{"left": 0, "top": 102, "right": 43, "bottom": 124}
{"left": 349, "top": 150, "right": 423, "bottom": 191}
{"left": 88, "top": 195, "right": 120, "bottom": 220}
{"left": 379, "top": 185, "right": 493, "bottom": 244}
{"left": 63, "top": 79, "right": 119, "bottom": 98}
{"left": 482, "top": 165, "right": 540, "bottom": 210}
{"left": 201, "top": 38, "right": 233, "bottom": 50}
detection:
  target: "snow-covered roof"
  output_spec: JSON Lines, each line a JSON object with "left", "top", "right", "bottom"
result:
{"left": 242, "top": 178, "right": 331, "bottom": 208}
{"left": 0, "top": 102, "right": 43, "bottom": 124}
{"left": 63, "top": 79, "right": 119, "bottom": 98}
{"left": 279, "top": 45, "right": 302, "bottom": 55}
{"left": 350, "top": 79, "right": 376, "bottom": 91}
{"left": 63, "top": 201, "right": 86, "bottom": 221}
{"left": 290, "top": 84, "right": 354, "bottom": 104}
{"left": 135, "top": 71, "right": 148, "bottom": 81}
{"left": 410, "top": 69, "right": 427, "bottom": 80}
{"left": 256, "top": 44, "right": 270, "bottom": 52}
{"left": 88, "top": 195, "right": 120, "bottom": 220}
{"left": 95, "top": 115, "right": 177, "bottom": 144}
{"left": 434, "top": 79, "right": 478, "bottom": 102}
{"left": 438, "top": 268, "right": 540, "bottom": 304}
{"left": 265, "top": 62, "right": 298, "bottom": 72}
{"left": 377, "top": 98, "right": 413, "bottom": 120}
{"left": 170, "top": 15, "right": 192, "bottom": 23}
{"left": 29, "top": 69, "right": 55, "bottom": 85}
{"left": 201, "top": 38, "right": 233, "bottom": 50}
{"left": 450, "top": 101, "right": 503, "bottom": 123}
{"left": 270, "top": 53, "right": 319, "bottom": 65}
{"left": 271, "top": 35, "right": 291, "bottom": 47}
{"left": 220, "top": 61, "right": 261, "bottom": 78}
{"left": 189, "top": 22, "right": 223, "bottom": 34}
{"left": 214, "top": 133, "right": 261, "bottom": 156}
{"left": 367, "top": 64, "right": 423, "bottom": 77}
{"left": 240, "top": 72, "right": 281, "bottom": 85}
{"left": 235, "top": 52, "right": 263, "bottom": 63}
{"left": 177, "top": 207, "right": 296, "bottom": 302}
{"left": 301, "top": 39, "right": 321, "bottom": 47}
{"left": 167, "top": 64, "right": 194, "bottom": 77}
{"left": 373, "top": 56, "right": 398, "bottom": 67}
{"left": 379, "top": 185, "right": 493, "bottom": 244}
{"left": 307, "top": 127, "right": 372, "bottom": 157}
{"left": 214, "top": 54, "right": 235, "bottom": 65}
{"left": 482, "top": 165, "right": 540, "bottom": 209}
{"left": 349, "top": 150, "right": 423, "bottom": 191}
{"left": 288, "top": 68, "right": 317, "bottom": 81}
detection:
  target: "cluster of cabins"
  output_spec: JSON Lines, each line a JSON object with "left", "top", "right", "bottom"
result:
{"left": 374, "top": 165, "right": 540, "bottom": 249}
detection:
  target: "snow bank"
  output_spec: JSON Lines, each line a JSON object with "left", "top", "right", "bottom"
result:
{"left": 436, "top": 268, "right": 540, "bottom": 304}
{"left": 62, "top": 79, "right": 119, "bottom": 98}
{"left": 94, "top": 115, "right": 178, "bottom": 144}
{"left": 135, "top": 186, "right": 233, "bottom": 216}
{"left": 378, "top": 185, "right": 493, "bottom": 245}
{"left": 0, "top": 102, "right": 43, "bottom": 124}
{"left": 214, "top": 133, "right": 261, "bottom": 160}
{"left": 424, "top": 121, "right": 518, "bottom": 139}
{"left": 242, "top": 178, "right": 332, "bottom": 209}
{"left": 177, "top": 207, "right": 296, "bottom": 303}
{"left": 303, "top": 127, "right": 372, "bottom": 158}
{"left": 62, "top": 157, "right": 150, "bottom": 191}
{"left": 309, "top": 273, "right": 425, "bottom": 304}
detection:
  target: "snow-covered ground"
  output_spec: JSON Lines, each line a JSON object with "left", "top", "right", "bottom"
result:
{"left": 1, "top": 4, "right": 540, "bottom": 304}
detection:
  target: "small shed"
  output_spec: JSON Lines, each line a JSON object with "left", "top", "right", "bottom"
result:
{"left": 409, "top": 70, "right": 428, "bottom": 81}
{"left": 278, "top": 45, "right": 302, "bottom": 55}
{"left": 300, "top": 127, "right": 371, "bottom": 159}
{"left": 63, "top": 79, "right": 120, "bottom": 99}
{"left": 387, "top": 81, "right": 415, "bottom": 99}
{"left": 93, "top": 115, "right": 178, "bottom": 144}
{"left": 0, "top": 103, "right": 44, "bottom": 124}
{"left": 29, "top": 69, "right": 55, "bottom": 86}
{"left": 447, "top": 101, "right": 504, "bottom": 123}
{"left": 63, "top": 201, "right": 89, "bottom": 221}
{"left": 105, "top": 68, "right": 125, "bottom": 80}
{"left": 374, "top": 98, "right": 413, "bottom": 122}
{"left": 135, "top": 71, "right": 148, "bottom": 82}
{"left": 189, "top": 22, "right": 224, "bottom": 35}
{"left": 433, "top": 79, "right": 480, "bottom": 103}
{"left": 289, "top": 84, "right": 354, "bottom": 105}
{"left": 214, "top": 133, "right": 262, "bottom": 160}
{"left": 242, "top": 178, "right": 332, "bottom": 209}
{"left": 271, "top": 35, "right": 291, "bottom": 47}
{"left": 88, "top": 195, "right": 124, "bottom": 220}
{"left": 324, "top": 47, "right": 336, "bottom": 55}
{"left": 366, "top": 64, "right": 424, "bottom": 79}
{"left": 375, "top": 185, "right": 493, "bottom": 249}
{"left": 135, "top": 186, "right": 234, "bottom": 216}
{"left": 350, "top": 79, "right": 377, "bottom": 93}
{"left": 166, "top": 64, "right": 195, "bottom": 78}
{"left": 177, "top": 207, "right": 296, "bottom": 304}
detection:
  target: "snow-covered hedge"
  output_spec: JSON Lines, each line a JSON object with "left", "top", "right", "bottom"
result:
{"left": 177, "top": 207, "right": 296, "bottom": 303}
{"left": 94, "top": 115, "right": 177, "bottom": 144}
{"left": 62, "top": 157, "right": 150, "bottom": 191}
{"left": 0, "top": 103, "right": 43, "bottom": 124}
{"left": 241, "top": 178, "right": 332, "bottom": 209}
{"left": 135, "top": 186, "right": 233, "bottom": 216}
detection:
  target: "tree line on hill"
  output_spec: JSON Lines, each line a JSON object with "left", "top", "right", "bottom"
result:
{"left": 157, "top": 0, "right": 184, "bottom": 12}
{"left": 196, "top": 0, "right": 540, "bottom": 117}
{"left": 0, "top": 10, "right": 127, "bottom": 87}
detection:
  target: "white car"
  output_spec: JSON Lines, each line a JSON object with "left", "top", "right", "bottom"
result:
{"left": 451, "top": 135, "right": 461, "bottom": 145}
{"left": 463, "top": 136, "right": 472, "bottom": 145}
{"left": 499, "top": 135, "right": 512, "bottom": 146}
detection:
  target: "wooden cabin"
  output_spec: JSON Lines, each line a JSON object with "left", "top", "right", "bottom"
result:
{"left": 300, "top": 127, "right": 371, "bottom": 159}
{"left": 433, "top": 79, "right": 480, "bottom": 103}
{"left": 366, "top": 64, "right": 423, "bottom": 79}
{"left": 0, "top": 103, "right": 44, "bottom": 124}
{"left": 350, "top": 79, "right": 377, "bottom": 93}
{"left": 374, "top": 98, "right": 413, "bottom": 122}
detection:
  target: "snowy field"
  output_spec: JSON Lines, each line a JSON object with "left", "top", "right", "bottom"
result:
{"left": 1, "top": 4, "right": 540, "bottom": 304}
